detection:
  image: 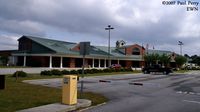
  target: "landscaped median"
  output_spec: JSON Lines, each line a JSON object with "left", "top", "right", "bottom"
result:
{"left": 0, "top": 75, "right": 108, "bottom": 112}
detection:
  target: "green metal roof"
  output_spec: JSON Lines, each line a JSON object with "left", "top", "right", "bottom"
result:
{"left": 16, "top": 35, "right": 173, "bottom": 60}
{"left": 22, "top": 36, "right": 78, "bottom": 54}
{"left": 147, "top": 49, "right": 172, "bottom": 55}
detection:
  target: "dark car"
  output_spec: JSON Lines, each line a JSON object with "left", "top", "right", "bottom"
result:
{"left": 142, "top": 64, "right": 173, "bottom": 75}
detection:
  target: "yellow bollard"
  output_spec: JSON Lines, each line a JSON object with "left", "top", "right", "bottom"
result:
{"left": 62, "top": 75, "right": 77, "bottom": 105}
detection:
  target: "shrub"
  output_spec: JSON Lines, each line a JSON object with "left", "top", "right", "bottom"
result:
{"left": 51, "top": 69, "right": 62, "bottom": 76}
{"left": 70, "top": 70, "right": 78, "bottom": 74}
{"left": 61, "top": 70, "right": 70, "bottom": 75}
{"left": 77, "top": 69, "right": 83, "bottom": 74}
{"left": 103, "top": 68, "right": 112, "bottom": 73}
{"left": 98, "top": 69, "right": 103, "bottom": 73}
{"left": 120, "top": 68, "right": 126, "bottom": 72}
{"left": 40, "top": 70, "right": 52, "bottom": 76}
{"left": 124, "top": 68, "right": 133, "bottom": 72}
{"left": 91, "top": 69, "right": 99, "bottom": 73}
{"left": 13, "top": 71, "right": 28, "bottom": 77}
{"left": 111, "top": 68, "right": 116, "bottom": 72}
{"left": 83, "top": 69, "right": 88, "bottom": 74}
{"left": 115, "top": 68, "right": 121, "bottom": 72}
{"left": 85, "top": 69, "right": 93, "bottom": 74}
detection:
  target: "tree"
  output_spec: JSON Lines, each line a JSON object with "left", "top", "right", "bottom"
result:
{"left": 144, "top": 54, "right": 156, "bottom": 66}
{"left": 144, "top": 53, "right": 161, "bottom": 66}
{"left": 191, "top": 55, "right": 200, "bottom": 66}
{"left": 184, "top": 54, "right": 190, "bottom": 58}
{"left": 175, "top": 55, "right": 187, "bottom": 68}
{"left": 0, "top": 56, "right": 9, "bottom": 66}
{"left": 159, "top": 54, "right": 170, "bottom": 67}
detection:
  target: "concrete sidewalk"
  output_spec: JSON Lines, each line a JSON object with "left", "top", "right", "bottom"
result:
{"left": 17, "top": 99, "right": 91, "bottom": 112}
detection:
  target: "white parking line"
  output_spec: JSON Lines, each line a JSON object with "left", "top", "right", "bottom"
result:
{"left": 183, "top": 100, "right": 200, "bottom": 104}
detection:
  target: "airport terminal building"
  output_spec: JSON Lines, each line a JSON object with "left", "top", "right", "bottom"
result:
{"left": 1, "top": 35, "right": 173, "bottom": 68}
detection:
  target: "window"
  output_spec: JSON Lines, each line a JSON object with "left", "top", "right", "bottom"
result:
{"left": 132, "top": 47, "right": 140, "bottom": 55}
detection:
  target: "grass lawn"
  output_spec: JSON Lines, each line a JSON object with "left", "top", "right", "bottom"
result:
{"left": 174, "top": 70, "right": 190, "bottom": 73}
{"left": 0, "top": 75, "right": 108, "bottom": 112}
{"left": 0, "top": 71, "right": 141, "bottom": 111}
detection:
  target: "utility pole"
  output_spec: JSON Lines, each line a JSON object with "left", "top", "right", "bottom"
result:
{"left": 178, "top": 41, "right": 184, "bottom": 55}
{"left": 105, "top": 25, "right": 114, "bottom": 67}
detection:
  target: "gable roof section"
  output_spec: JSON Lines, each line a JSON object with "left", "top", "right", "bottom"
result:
{"left": 19, "top": 35, "right": 78, "bottom": 54}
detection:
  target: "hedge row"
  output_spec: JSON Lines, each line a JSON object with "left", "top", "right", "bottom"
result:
{"left": 40, "top": 68, "right": 133, "bottom": 76}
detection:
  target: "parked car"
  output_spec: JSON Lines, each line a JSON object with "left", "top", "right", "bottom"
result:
{"left": 142, "top": 64, "right": 173, "bottom": 75}
{"left": 109, "top": 64, "right": 121, "bottom": 69}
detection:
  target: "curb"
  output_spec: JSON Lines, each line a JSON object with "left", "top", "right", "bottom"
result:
{"left": 78, "top": 102, "right": 107, "bottom": 112}
{"left": 17, "top": 99, "right": 91, "bottom": 112}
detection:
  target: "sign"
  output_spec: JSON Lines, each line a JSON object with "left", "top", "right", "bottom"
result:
{"left": 80, "top": 42, "right": 90, "bottom": 55}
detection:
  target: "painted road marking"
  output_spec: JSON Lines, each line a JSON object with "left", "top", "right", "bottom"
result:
{"left": 183, "top": 100, "right": 200, "bottom": 104}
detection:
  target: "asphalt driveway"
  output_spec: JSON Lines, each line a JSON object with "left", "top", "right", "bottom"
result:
{"left": 23, "top": 71, "right": 200, "bottom": 112}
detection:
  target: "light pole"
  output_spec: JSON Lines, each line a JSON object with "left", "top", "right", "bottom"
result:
{"left": 178, "top": 41, "right": 184, "bottom": 55}
{"left": 105, "top": 25, "right": 114, "bottom": 67}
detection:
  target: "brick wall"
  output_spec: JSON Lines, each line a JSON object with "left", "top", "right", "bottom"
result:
{"left": 126, "top": 61, "right": 132, "bottom": 68}
{"left": 125, "top": 44, "right": 145, "bottom": 56}
{"left": 69, "top": 58, "right": 75, "bottom": 68}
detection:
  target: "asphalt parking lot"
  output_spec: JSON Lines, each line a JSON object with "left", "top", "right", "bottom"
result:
{"left": 24, "top": 71, "right": 200, "bottom": 112}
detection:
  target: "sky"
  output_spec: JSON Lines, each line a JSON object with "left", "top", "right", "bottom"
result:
{"left": 0, "top": 0, "right": 199, "bottom": 56}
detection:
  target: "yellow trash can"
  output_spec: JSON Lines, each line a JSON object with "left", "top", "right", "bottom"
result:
{"left": 62, "top": 75, "right": 77, "bottom": 105}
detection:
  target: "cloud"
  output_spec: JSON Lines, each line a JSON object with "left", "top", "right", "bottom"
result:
{"left": 0, "top": 18, "right": 45, "bottom": 36}
{"left": 175, "top": 12, "right": 200, "bottom": 38}
{"left": 0, "top": 0, "right": 199, "bottom": 55}
{"left": 0, "top": 35, "right": 18, "bottom": 50}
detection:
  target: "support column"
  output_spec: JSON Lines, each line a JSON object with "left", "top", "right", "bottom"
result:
{"left": 60, "top": 56, "right": 63, "bottom": 68}
{"left": 98, "top": 59, "right": 101, "bottom": 68}
{"left": 49, "top": 56, "right": 52, "bottom": 68}
{"left": 92, "top": 58, "right": 94, "bottom": 68}
{"left": 117, "top": 59, "right": 119, "bottom": 64}
{"left": 23, "top": 56, "right": 26, "bottom": 67}
{"left": 12, "top": 56, "right": 15, "bottom": 65}
{"left": 104, "top": 59, "right": 106, "bottom": 68}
